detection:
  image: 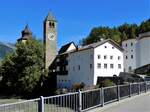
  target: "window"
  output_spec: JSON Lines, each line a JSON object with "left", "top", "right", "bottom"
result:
{"left": 131, "top": 55, "right": 133, "bottom": 59}
{"left": 73, "top": 66, "right": 75, "bottom": 71}
{"left": 104, "top": 64, "right": 107, "bottom": 69}
{"left": 49, "top": 22, "right": 55, "bottom": 28}
{"left": 104, "top": 55, "right": 107, "bottom": 59}
{"left": 97, "top": 63, "right": 101, "bottom": 69}
{"left": 98, "top": 55, "right": 101, "bottom": 59}
{"left": 110, "top": 64, "right": 114, "bottom": 69}
{"left": 49, "top": 22, "right": 52, "bottom": 27}
{"left": 52, "top": 23, "right": 55, "bottom": 28}
{"left": 112, "top": 47, "right": 114, "bottom": 49}
{"left": 129, "top": 66, "right": 132, "bottom": 71}
{"left": 78, "top": 65, "right": 80, "bottom": 70}
{"left": 104, "top": 46, "right": 107, "bottom": 48}
{"left": 118, "top": 56, "right": 121, "bottom": 60}
{"left": 126, "top": 56, "right": 128, "bottom": 59}
{"left": 126, "top": 43, "right": 127, "bottom": 47}
{"left": 131, "top": 42, "right": 133, "bottom": 46}
{"left": 57, "top": 67, "right": 60, "bottom": 71}
{"left": 110, "top": 56, "right": 113, "bottom": 59}
{"left": 90, "top": 64, "right": 92, "bottom": 69}
{"left": 90, "top": 54, "right": 93, "bottom": 59}
{"left": 118, "top": 64, "right": 121, "bottom": 69}
{"left": 57, "top": 58, "right": 59, "bottom": 62}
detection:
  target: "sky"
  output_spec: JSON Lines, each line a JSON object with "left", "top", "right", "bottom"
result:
{"left": 0, "top": 0, "right": 149, "bottom": 48}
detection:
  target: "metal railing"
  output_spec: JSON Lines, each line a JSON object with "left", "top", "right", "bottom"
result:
{"left": 44, "top": 92, "right": 79, "bottom": 112}
{"left": 0, "top": 98, "right": 40, "bottom": 112}
{"left": 0, "top": 81, "right": 150, "bottom": 112}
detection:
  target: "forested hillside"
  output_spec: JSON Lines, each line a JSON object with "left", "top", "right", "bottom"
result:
{"left": 81, "top": 19, "right": 150, "bottom": 45}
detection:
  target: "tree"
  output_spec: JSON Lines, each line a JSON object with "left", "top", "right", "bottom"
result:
{"left": 0, "top": 38, "right": 44, "bottom": 96}
{"left": 139, "top": 19, "right": 150, "bottom": 33}
{"left": 122, "top": 31, "right": 128, "bottom": 41}
{"left": 80, "top": 18, "right": 149, "bottom": 46}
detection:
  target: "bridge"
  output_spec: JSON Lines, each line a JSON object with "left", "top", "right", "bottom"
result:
{"left": 0, "top": 81, "right": 150, "bottom": 112}
{"left": 89, "top": 92, "right": 150, "bottom": 112}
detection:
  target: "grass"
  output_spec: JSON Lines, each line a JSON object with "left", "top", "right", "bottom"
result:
{"left": 0, "top": 95, "right": 24, "bottom": 105}
{"left": 0, "top": 99, "right": 21, "bottom": 104}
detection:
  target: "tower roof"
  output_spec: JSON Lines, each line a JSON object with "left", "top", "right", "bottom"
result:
{"left": 17, "top": 24, "right": 33, "bottom": 42}
{"left": 22, "top": 24, "right": 32, "bottom": 35}
{"left": 45, "top": 12, "right": 56, "bottom": 21}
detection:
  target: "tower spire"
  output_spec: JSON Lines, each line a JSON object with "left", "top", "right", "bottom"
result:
{"left": 17, "top": 24, "right": 33, "bottom": 42}
{"left": 45, "top": 11, "right": 56, "bottom": 21}
{"left": 22, "top": 24, "right": 32, "bottom": 36}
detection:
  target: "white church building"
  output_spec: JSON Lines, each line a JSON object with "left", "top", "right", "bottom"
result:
{"left": 56, "top": 39, "right": 124, "bottom": 88}
{"left": 122, "top": 31, "right": 150, "bottom": 73}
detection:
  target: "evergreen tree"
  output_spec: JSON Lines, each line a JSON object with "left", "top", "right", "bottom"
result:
{"left": 139, "top": 19, "right": 150, "bottom": 33}
{"left": 80, "top": 18, "right": 150, "bottom": 46}
{"left": 122, "top": 31, "right": 128, "bottom": 41}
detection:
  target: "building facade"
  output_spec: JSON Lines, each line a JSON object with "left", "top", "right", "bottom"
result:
{"left": 136, "top": 32, "right": 150, "bottom": 68}
{"left": 122, "top": 39, "right": 136, "bottom": 72}
{"left": 56, "top": 39, "right": 124, "bottom": 88}
{"left": 122, "top": 31, "right": 150, "bottom": 73}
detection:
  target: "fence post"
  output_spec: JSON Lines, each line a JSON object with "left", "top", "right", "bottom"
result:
{"left": 39, "top": 96, "right": 44, "bottom": 112}
{"left": 78, "top": 90, "right": 82, "bottom": 112}
{"left": 101, "top": 87, "right": 104, "bottom": 107}
{"left": 129, "top": 83, "right": 131, "bottom": 97}
{"left": 145, "top": 81, "right": 147, "bottom": 93}
{"left": 138, "top": 83, "right": 140, "bottom": 95}
{"left": 117, "top": 85, "right": 120, "bottom": 101}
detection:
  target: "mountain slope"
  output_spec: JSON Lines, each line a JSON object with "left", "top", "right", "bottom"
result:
{"left": 0, "top": 42, "right": 15, "bottom": 60}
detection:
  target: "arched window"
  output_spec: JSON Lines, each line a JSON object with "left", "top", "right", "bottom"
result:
{"left": 49, "top": 22, "right": 52, "bottom": 27}
{"left": 52, "top": 23, "right": 55, "bottom": 28}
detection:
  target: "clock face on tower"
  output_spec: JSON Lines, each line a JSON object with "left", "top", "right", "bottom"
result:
{"left": 48, "top": 33, "right": 55, "bottom": 40}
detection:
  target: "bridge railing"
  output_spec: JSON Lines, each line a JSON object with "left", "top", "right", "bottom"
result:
{"left": 0, "top": 81, "right": 150, "bottom": 112}
{"left": 0, "top": 98, "right": 40, "bottom": 112}
{"left": 44, "top": 92, "right": 79, "bottom": 112}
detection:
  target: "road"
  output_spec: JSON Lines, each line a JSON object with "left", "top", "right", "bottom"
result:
{"left": 100, "top": 92, "right": 150, "bottom": 112}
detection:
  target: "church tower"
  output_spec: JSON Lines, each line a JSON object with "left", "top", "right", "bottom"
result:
{"left": 44, "top": 12, "right": 57, "bottom": 69}
{"left": 17, "top": 25, "right": 32, "bottom": 43}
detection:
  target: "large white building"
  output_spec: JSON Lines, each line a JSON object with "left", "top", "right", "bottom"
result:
{"left": 122, "top": 39, "right": 136, "bottom": 72}
{"left": 56, "top": 39, "right": 124, "bottom": 88}
{"left": 122, "top": 31, "right": 150, "bottom": 73}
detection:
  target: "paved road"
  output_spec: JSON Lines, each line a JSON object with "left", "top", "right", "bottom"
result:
{"left": 100, "top": 93, "right": 150, "bottom": 112}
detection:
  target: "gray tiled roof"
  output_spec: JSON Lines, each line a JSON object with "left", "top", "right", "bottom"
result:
{"left": 78, "top": 39, "right": 123, "bottom": 51}
{"left": 58, "top": 42, "right": 76, "bottom": 54}
{"left": 58, "top": 39, "right": 123, "bottom": 55}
